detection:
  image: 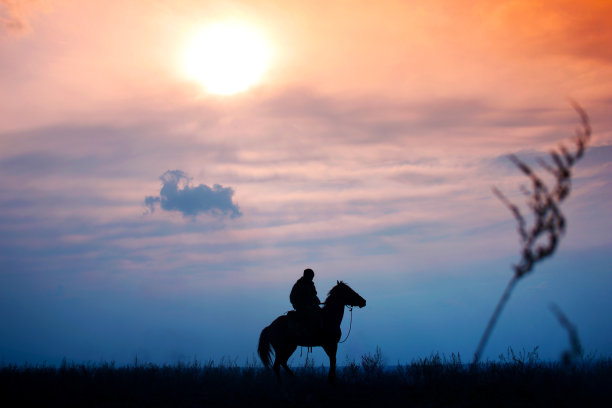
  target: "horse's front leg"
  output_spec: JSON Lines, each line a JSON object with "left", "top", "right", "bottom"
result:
{"left": 323, "top": 342, "right": 338, "bottom": 384}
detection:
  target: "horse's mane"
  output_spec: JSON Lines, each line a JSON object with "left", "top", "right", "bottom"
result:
{"left": 324, "top": 280, "right": 350, "bottom": 304}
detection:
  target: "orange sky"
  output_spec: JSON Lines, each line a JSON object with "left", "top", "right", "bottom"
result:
{"left": 1, "top": 0, "right": 612, "bottom": 131}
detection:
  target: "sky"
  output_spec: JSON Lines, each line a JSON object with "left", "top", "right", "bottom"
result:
{"left": 1, "top": 0, "right": 611, "bottom": 366}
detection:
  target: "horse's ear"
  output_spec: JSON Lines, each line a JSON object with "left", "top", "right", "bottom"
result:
{"left": 337, "top": 280, "right": 340, "bottom": 284}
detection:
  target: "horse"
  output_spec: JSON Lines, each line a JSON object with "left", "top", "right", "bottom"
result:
{"left": 258, "top": 280, "right": 366, "bottom": 383}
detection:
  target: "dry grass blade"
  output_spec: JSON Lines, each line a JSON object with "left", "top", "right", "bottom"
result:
{"left": 473, "top": 103, "right": 591, "bottom": 364}
{"left": 550, "top": 303, "right": 583, "bottom": 365}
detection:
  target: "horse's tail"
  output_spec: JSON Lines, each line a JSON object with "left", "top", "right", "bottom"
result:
{"left": 258, "top": 325, "right": 273, "bottom": 368}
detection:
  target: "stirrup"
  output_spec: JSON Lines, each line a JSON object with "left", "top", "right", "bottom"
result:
{"left": 300, "top": 346, "right": 314, "bottom": 357}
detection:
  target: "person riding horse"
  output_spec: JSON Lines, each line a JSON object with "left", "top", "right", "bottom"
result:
{"left": 260, "top": 280, "right": 367, "bottom": 383}
{"left": 290, "top": 268, "right": 321, "bottom": 336}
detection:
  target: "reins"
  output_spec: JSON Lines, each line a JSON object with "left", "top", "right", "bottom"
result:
{"left": 338, "top": 305, "right": 353, "bottom": 343}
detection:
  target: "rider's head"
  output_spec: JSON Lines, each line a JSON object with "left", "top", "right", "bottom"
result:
{"left": 303, "top": 268, "right": 314, "bottom": 280}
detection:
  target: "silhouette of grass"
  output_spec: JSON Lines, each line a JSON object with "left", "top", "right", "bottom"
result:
{"left": 2, "top": 351, "right": 611, "bottom": 407}
{"left": 473, "top": 103, "right": 592, "bottom": 364}
{"left": 550, "top": 303, "right": 584, "bottom": 366}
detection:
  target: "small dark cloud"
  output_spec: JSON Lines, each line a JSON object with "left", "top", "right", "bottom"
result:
{"left": 145, "top": 170, "right": 241, "bottom": 219}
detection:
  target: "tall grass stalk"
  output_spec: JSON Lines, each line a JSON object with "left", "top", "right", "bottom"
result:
{"left": 473, "top": 103, "right": 591, "bottom": 364}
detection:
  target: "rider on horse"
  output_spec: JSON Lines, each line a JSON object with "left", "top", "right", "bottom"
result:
{"left": 290, "top": 268, "right": 321, "bottom": 336}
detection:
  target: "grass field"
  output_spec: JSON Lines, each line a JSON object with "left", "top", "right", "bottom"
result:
{"left": 2, "top": 350, "right": 611, "bottom": 407}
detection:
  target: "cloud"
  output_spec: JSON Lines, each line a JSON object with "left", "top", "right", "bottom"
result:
{"left": 145, "top": 170, "right": 241, "bottom": 219}
{"left": 0, "top": 0, "right": 43, "bottom": 34}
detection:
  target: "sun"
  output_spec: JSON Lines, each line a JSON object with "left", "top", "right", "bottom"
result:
{"left": 182, "top": 22, "right": 272, "bottom": 95}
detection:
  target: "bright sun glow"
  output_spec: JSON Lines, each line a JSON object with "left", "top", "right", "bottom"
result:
{"left": 182, "top": 22, "right": 271, "bottom": 95}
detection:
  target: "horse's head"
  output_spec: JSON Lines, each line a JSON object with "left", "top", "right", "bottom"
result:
{"left": 328, "top": 280, "right": 366, "bottom": 308}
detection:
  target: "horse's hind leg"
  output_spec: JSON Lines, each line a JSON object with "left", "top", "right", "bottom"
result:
{"left": 281, "top": 361, "right": 293, "bottom": 376}
{"left": 272, "top": 345, "right": 293, "bottom": 382}
{"left": 272, "top": 357, "right": 282, "bottom": 382}
{"left": 281, "top": 345, "right": 297, "bottom": 376}
{"left": 272, "top": 344, "right": 296, "bottom": 381}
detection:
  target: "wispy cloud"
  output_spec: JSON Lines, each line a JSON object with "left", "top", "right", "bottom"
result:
{"left": 0, "top": 0, "right": 43, "bottom": 34}
{"left": 145, "top": 170, "right": 241, "bottom": 219}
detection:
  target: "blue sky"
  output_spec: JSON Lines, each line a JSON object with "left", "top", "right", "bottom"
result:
{"left": 1, "top": 0, "right": 611, "bottom": 366}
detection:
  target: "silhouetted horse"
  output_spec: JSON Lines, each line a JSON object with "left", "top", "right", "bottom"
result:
{"left": 258, "top": 281, "right": 366, "bottom": 383}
